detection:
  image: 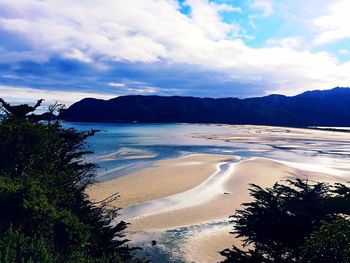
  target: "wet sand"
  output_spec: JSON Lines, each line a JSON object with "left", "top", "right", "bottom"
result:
{"left": 87, "top": 125, "right": 350, "bottom": 262}
{"left": 87, "top": 154, "right": 238, "bottom": 208}
{"left": 181, "top": 225, "right": 236, "bottom": 263}
{"left": 127, "top": 157, "right": 348, "bottom": 232}
{"left": 195, "top": 125, "right": 350, "bottom": 157}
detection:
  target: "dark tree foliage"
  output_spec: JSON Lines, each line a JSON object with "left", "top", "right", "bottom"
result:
{"left": 0, "top": 226, "right": 56, "bottom": 263}
{"left": 220, "top": 179, "right": 350, "bottom": 263}
{"left": 300, "top": 219, "right": 350, "bottom": 263}
{"left": 0, "top": 99, "right": 142, "bottom": 262}
{"left": 0, "top": 98, "right": 44, "bottom": 119}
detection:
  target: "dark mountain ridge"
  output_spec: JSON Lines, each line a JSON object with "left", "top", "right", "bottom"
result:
{"left": 61, "top": 87, "right": 350, "bottom": 127}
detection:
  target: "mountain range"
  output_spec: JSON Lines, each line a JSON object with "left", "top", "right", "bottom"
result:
{"left": 61, "top": 87, "right": 350, "bottom": 127}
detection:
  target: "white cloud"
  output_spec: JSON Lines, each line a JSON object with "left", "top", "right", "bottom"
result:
{"left": 0, "top": 50, "right": 49, "bottom": 63}
{"left": 183, "top": 0, "right": 241, "bottom": 40}
{"left": 266, "top": 36, "right": 303, "bottom": 49}
{"left": 63, "top": 49, "right": 93, "bottom": 63}
{"left": 126, "top": 86, "right": 158, "bottom": 94}
{"left": 0, "top": 0, "right": 349, "bottom": 96}
{"left": 0, "top": 85, "right": 116, "bottom": 106}
{"left": 313, "top": 0, "right": 350, "bottom": 44}
{"left": 251, "top": 0, "right": 273, "bottom": 16}
{"left": 109, "top": 82, "right": 126, "bottom": 88}
{"left": 338, "top": 49, "right": 349, "bottom": 55}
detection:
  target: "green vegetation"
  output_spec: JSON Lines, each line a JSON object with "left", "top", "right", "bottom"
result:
{"left": 4, "top": 98, "right": 350, "bottom": 263}
{"left": 221, "top": 179, "right": 350, "bottom": 263}
{"left": 300, "top": 219, "right": 350, "bottom": 263}
{"left": 0, "top": 99, "right": 141, "bottom": 262}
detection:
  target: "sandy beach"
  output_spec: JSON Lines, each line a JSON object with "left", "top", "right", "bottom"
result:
{"left": 125, "top": 157, "right": 348, "bottom": 231}
{"left": 87, "top": 125, "right": 350, "bottom": 262}
{"left": 196, "top": 125, "right": 350, "bottom": 143}
{"left": 87, "top": 154, "right": 238, "bottom": 208}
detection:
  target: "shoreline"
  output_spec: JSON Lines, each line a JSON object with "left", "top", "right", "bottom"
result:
{"left": 121, "top": 156, "right": 350, "bottom": 262}
{"left": 88, "top": 153, "right": 350, "bottom": 231}
{"left": 87, "top": 153, "right": 238, "bottom": 208}
{"left": 125, "top": 157, "right": 349, "bottom": 232}
{"left": 86, "top": 125, "right": 350, "bottom": 262}
{"left": 64, "top": 120, "right": 350, "bottom": 134}
{"left": 118, "top": 160, "right": 237, "bottom": 222}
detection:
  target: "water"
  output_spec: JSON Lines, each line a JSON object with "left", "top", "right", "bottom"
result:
{"left": 129, "top": 220, "right": 232, "bottom": 263}
{"left": 63, "top": 122, "right": 255, "bottom": 180}
{"left": 63, "top": 122, "right": 350, "bottom": 182}
{"left": 62, "top": 122, "right": 350, "bottom": 262}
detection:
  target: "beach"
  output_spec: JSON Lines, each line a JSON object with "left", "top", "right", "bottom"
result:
{"left": 87, "top": 125, "right": 350, "bottom": 262}
{"left": 87, "top": 154, "right": 238, "bottom": 208}
{"left": 7, "top": 2, "right": 350, "bottom": 261}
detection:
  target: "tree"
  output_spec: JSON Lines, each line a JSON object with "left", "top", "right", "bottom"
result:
{"left": 300, "top": 219, "right": 350, "bottom": 263}
{"left": 0, "top": 99, "right": 141, "bottom": 262}
{"left": 0, "top": 226, "right": 56, "bottom": 263}
{"left": 220, "top": 179, "right": 350, "bottom": 262}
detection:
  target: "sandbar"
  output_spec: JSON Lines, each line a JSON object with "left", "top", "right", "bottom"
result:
{"left": 87, "top": 154, "right": 238, "bottom": 208}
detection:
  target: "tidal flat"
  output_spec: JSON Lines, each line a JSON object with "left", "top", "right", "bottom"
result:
{"left": 77, "top": 123, "right": 350, "bottom": 262}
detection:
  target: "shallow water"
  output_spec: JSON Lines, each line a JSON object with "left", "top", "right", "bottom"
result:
{"left": 63, "top": 122, "right": 350, "bottom": 262}
{"left": 129, "top": 220, "right": 232, "bottom": 263}
{"left": 64, "top": 122, "right": 350, "bottom": 181}
{"left": 63, "top": 122, "right": 240, "bottom": 180}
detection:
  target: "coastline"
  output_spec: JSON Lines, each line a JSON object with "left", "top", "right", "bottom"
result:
{"left": 86, "top": 125, "right": 350, "bottom": 262}
{"left": 87, "top": 154, "right": 238, "bottom": 208}
{"left": 125, "top": 157, "right": 349, "bottom": 232}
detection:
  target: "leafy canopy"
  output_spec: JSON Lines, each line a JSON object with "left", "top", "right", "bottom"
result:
{"left": 221, "top": 179, "right": 350, "bottom": 263}
{"left": 0, "top": 99, "right": 142, "bottom": 262}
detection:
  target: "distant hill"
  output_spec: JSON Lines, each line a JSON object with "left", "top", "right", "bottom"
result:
{"left": 61, "top": 87, "right": 350, "bottom": 127}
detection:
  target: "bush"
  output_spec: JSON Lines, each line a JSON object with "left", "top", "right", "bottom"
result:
{"left": 221, "top": 179, "right": 350, "bottom": 262}
{"left": 300, "top": 219, "right": 350, "bottom": 263}
{"left": 0, "top": 226, "right": 55, "bottom": 263}
{"left": 0, "top": 99, "right": 141, "bottom": 262}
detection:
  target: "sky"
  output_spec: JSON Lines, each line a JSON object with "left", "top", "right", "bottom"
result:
{"left": 0, "top": 0, "right": 350, "bottom": 105}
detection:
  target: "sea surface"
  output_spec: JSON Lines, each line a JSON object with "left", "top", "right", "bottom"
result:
{"left": 63, "top": 122, "right": 350, "bottom": 181}
{"left": 63, "top": 122, "right": 238, "bottom": 180}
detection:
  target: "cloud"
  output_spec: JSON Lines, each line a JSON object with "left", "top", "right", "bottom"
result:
{"left": 109, "top": 82, "right": 126, "bottom": 88}
{"left": 108, "top": 81, "right": 157, "bottom": 94}
{"left": 183, "top": 0, "right": 241, "bottom": 39}
{"left": 0, "top": 0, "right": 349, "bottom": 100}
{"left": 0, "top": 85, "right": 116, "bottom": 106}
{"left": 313, "top": 0, "right": 350, "bottom": 45}
{"left": 266, "top": 36, "right": 303, "bottom": 49}
{"left": 0, "top": 0, "right": 243, "bottom": 65}
{"left": 251, "top": 0, "right": 274, "bottom": 16}
{"left": 338, "top": 49, "right": 349, "bottom": 55}
{"left": 125, "top": 86, "right": 158, "bottom": 94}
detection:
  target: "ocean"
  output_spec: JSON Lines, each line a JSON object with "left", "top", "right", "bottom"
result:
{"left": 63, "top": 122, "right": 350, "bottom": 182}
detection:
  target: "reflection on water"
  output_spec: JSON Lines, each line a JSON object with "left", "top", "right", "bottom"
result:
{"left": 64, "top": 122, "right": 350, "bottom": 181}
{"left": 63, "top": 122, "right": 238, "bottom": 180}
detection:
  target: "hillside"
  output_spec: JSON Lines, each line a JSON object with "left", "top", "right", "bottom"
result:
{"left": 61, "top": 87, "right": 350, "bottom": 127}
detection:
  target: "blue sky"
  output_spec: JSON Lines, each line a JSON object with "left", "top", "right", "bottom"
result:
{"left": 0, "top": 0, "right": 350, "bottom": 105}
